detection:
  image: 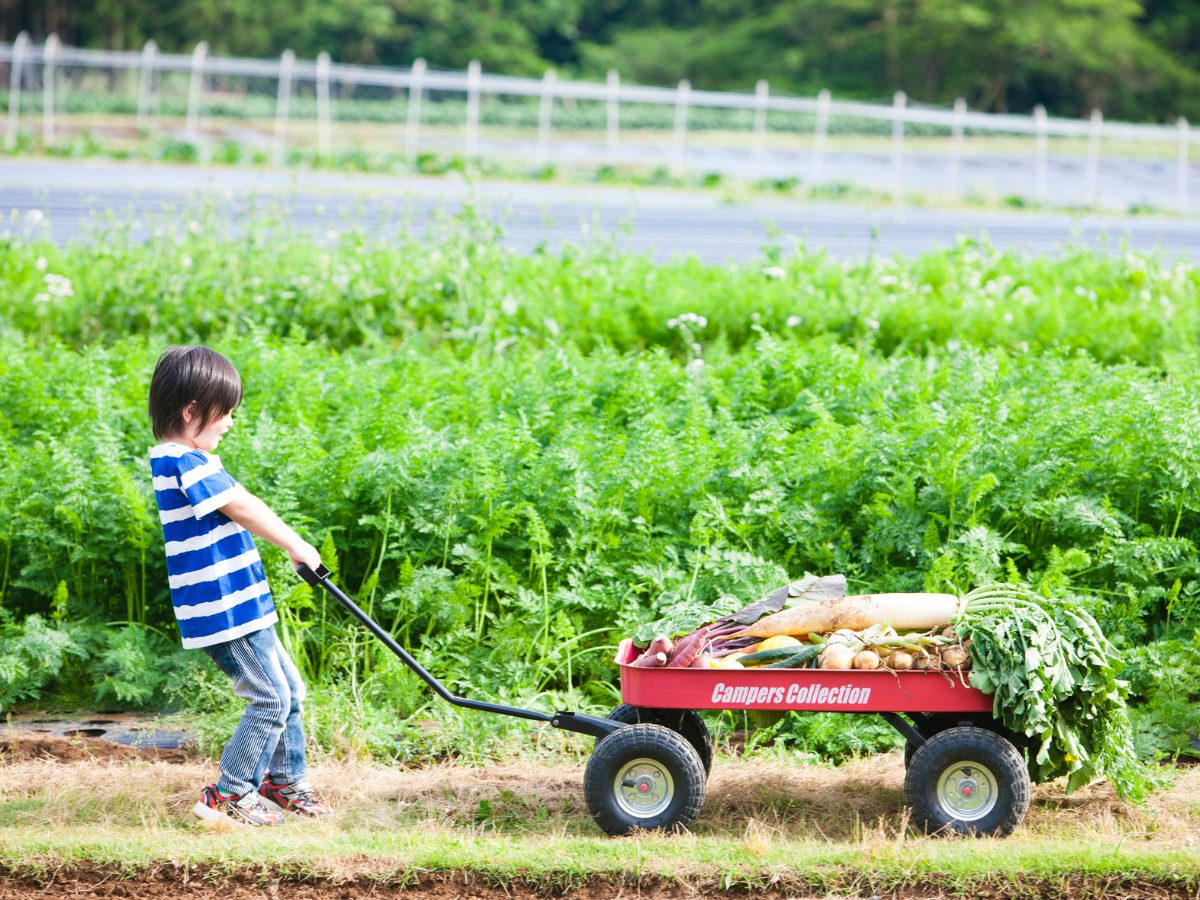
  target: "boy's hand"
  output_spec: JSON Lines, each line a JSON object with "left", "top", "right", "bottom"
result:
{"left": 288, "top": 541, "right": 322, "bottom": 572}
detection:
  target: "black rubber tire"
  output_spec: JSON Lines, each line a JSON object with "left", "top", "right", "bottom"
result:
{"left": 585, "top": 723, "right": 707, "bottom": 836}
{"left": 605, "top": 704, "right": 713, "bottom": 776}
{"left": 905, "top": 725, "right": 1031, "bottom": 837}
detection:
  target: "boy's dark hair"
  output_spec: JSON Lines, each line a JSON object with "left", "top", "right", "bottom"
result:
{"left": 148, "top": 346, "right": 243, "bottom": 440}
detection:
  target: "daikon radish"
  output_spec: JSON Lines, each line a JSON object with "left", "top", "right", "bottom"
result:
{"left": 731, "top": 593, "right": 960, "bottom": 639}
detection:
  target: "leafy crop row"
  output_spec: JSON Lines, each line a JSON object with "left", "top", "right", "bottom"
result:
{"left": 2, "top": 213, "right": 1197, "bottom": 368}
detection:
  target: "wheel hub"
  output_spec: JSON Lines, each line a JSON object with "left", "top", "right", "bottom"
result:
{"left": 614, "top": 758, "right": 674, "bottom": 818}
{"left": 936, "top": 763, "right": 998, "bottom": 822}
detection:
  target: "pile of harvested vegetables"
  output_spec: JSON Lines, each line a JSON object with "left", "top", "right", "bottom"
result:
{"left": 629, "top": 576, "right": 1160, "bottom": 801}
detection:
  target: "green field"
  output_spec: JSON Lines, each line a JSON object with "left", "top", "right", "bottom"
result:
{"left": 2, "top": 207, "right": 1199, "bottom": 892}
{"left": 1, "top": 211, "right": 1198, "bottom": 765}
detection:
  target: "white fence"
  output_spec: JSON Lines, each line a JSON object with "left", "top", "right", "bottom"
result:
{"left": 1, "top": 33, "right": 1195, "bottom": 211}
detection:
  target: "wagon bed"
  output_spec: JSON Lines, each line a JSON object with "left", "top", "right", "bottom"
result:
{"left": 615, "top": 638, "right": 995, "bottom": 714}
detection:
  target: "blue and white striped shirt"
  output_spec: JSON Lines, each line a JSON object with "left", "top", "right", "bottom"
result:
{"left": 150, "top": 442, "right": 276, "bottom": 649}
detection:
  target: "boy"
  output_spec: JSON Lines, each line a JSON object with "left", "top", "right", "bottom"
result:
{"left": 148, "top": 345, "right": 331, "bottom": 826}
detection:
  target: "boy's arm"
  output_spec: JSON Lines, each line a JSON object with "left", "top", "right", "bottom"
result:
{"left": 219, "top": 490, "right": 321, "bottom": 571}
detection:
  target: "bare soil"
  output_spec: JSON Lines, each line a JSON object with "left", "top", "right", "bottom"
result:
{"left": 0, "top": 865, "right": 1196, "bottom": 900}
{"left": 0, "top": 730, "right": 195, "bottom": 765}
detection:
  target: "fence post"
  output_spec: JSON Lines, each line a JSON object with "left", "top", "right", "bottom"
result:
{"left": 536, "top": 68, "right": 556, "bottom": 166}
{"left": 5, "top": 31, "right": 29, "bottom": 151}
{"left": 890, "top": 90, "right": 906, "bottom": 201}
{"left": 752, "top": 79, "right": 768, "bottom": 165}
{"left": 465, "top": 59, "right": 481, "bottom": 159}
{"left": 1034, "top": 104, "right": 1048, "bottom": 204}
{"left": 42, "top": 33, "right": 59, "bottom": 146}
{"left": 316, "top": 51, "right": 331, "bottom": 160}
{"left": 136, "top": 40, "right": 158, "bottom": 131}
{"left": 272, "top": 49, "right": 294, "bottom": 166}
{"left": 185, "top": 41, "right": 207, "bottom": 140}
{"left": 1084, "top": 108, "right": 1102, "bottom": 208}
{"left": 606, "top": 69, "right": 619, "bottom": 161}
{"left": 670, "top": 79, "right": 690, "bottom": 176}
{"left": 813, "top": 88, "right": 831, "bottom": 183}
{"left": 405, "top": 58, "right": 425, "bottom": 160}
{"left": 1178, "top": 117, "right": 1190, "bottom": 214}
{"left": 947, "top": 97, "right": 966, "bottom": 195}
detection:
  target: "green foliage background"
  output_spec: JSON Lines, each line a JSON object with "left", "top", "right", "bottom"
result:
{"left": 0, "top": 212, "right": 1197, "bottom": 760}
{"left": 5, "top": 0, "right": 1199, "bottom": 121}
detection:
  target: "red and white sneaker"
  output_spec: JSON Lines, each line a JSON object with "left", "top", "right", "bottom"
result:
{"left": 258, "top": 779, "right": 332, "bottom": 817}
{"left": 193, "top": 784, "right": 286, "bottom": 827}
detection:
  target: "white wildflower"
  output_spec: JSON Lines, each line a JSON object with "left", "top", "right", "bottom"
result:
{"left": 786, "top": 315, "right": 802, "bottom": 328}
{"left": 187, "top": 220, "right": 202, "bottom": 236}
{"left": 687, "top": 358, "right": 705, "bottom": 372}
{"left": 35, "top": 256, "right": 47, "bottom": 271}
{"left": 879, "top": 274, "right": 898, "bottom": 287}
{"left": 501, "top": 296, "right": 519, "bottom": 316}
{"left": 667, "top": 312, "right": 707, "bottom": 330}
{"left": 762, "top": 265, "right": 787, "bottom": 280}
{"left": 43, "top": 273, "right": 74, "bottom": 300}
{"left": 180, "top": 254, "right": 193, "bottom": 269}
{"left": 864, "top": 317, "right": 880, "bottom": 331}
{"left": 25, "top": 209, "right": 44, "bottom": 224}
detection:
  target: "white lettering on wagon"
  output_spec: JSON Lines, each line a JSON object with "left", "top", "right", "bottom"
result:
{"left": 709, "top": 682, "right": 872, "bottom": 706}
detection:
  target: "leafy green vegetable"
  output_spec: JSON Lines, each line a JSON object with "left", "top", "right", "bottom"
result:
{"left": 955, "top": 583, "right": 1163, "bottom": 801}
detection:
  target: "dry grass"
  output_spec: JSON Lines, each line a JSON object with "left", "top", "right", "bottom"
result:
{"left": 1, "top": 750, "right": 1196, "bottom": 848}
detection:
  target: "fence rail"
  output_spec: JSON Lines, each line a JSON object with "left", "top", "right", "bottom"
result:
{"left": 1, "top": 34, "right": 1194, "bottom": 211}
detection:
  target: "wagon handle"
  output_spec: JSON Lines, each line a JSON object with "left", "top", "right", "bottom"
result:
{"left": 296, "top": 564, "right": 619, "bottom": 739}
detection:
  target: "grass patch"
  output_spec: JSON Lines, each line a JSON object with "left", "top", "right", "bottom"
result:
{"left": 0, "top": 754, "right": 1196, "bottom": 891}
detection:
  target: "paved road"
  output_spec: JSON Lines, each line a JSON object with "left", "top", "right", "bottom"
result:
{"left": 2, "top": 159, "right": 1197, "bottom": 262}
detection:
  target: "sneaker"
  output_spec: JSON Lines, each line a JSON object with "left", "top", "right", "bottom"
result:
{"left": 258, "top": 779, "right": 332, "bottom": 817}
{"left": 193, "top": 784, "right": 286, "bottom": 827}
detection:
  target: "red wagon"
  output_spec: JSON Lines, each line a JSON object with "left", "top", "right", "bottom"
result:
{"left": 582, "top": 639, "right": 1032, "bottom": 837}
{"left": 299, "top": 565, "right": 1032, "bottom": 839}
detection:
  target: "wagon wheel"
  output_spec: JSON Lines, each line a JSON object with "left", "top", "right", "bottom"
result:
{"left": 905, "top": 726, "right": 1031, "bottom": 837}
{"left": 903, "top": 714, "right": 1034, "bottom": 781}
{"left": 585, "top": 723, "right": 707, "bottom": 836}
{"left": 605, "top": 704, "right": 713, "bottom": 776}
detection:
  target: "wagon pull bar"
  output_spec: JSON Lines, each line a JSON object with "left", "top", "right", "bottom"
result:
{"left": 297, "top": 564, "right": 619, "bottom": 740}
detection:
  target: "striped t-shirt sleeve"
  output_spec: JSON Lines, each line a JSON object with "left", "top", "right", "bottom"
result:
{"left": 176, "top": 451, "right": 243, "bottom": 517}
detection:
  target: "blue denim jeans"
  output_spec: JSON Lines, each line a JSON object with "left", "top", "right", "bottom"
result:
{"left": 202, "top": 625, "right": 308, "bottom": 797}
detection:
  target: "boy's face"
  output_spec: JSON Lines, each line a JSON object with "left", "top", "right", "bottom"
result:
{"left": 184, "top": 406, "right": 234, "bottom": 452}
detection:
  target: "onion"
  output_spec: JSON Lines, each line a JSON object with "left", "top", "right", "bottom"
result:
{"left": 940, "top": 645, "right": 970, "bottom": 669}
{"left": 819, "top": 646, "right": 856, "bottom": 669}
{"left": 911, "top": 651, "right": 933, "bottom": 670}
{"left": 888, "top": 650, "right": 914, "bottom": 670}
{"left": 853, "top": 649, "right": 881, "bottom": 670}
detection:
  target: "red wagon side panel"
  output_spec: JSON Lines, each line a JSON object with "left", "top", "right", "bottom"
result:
{"left": 616, "top": 639, "right": 994, "bottom": 714}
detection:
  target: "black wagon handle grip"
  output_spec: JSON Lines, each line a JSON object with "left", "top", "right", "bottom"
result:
{"left": 296, "top": 562, "right": 331, "bottom": 586}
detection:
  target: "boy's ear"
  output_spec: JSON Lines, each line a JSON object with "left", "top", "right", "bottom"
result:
{"left": 181, "top": 401, "right": 198, "bottom": 426}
